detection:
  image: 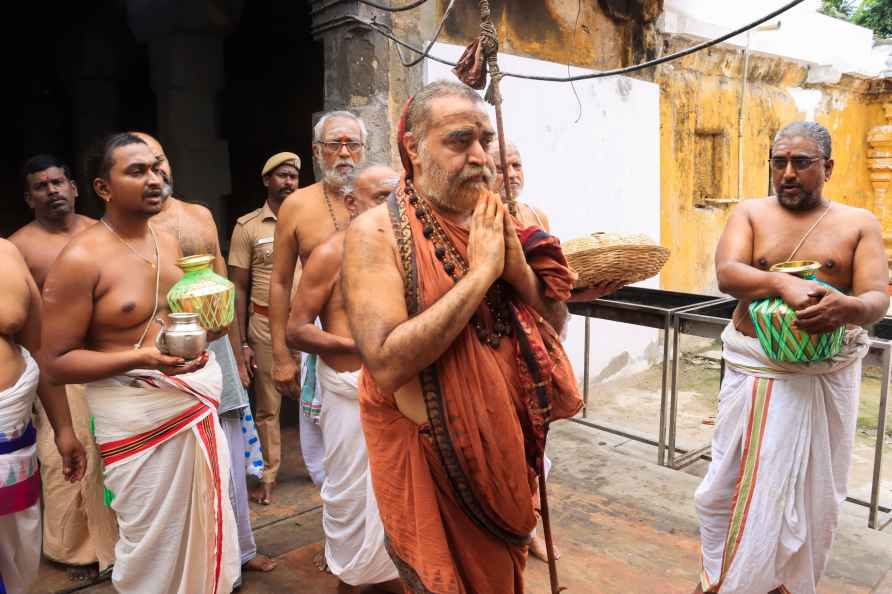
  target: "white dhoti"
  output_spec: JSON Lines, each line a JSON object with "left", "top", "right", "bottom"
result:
{"left": 317, "top": 358, "right": 398, "bottom": 586}
{"left": 85, "top": 354, "right": 240, "bottom": 594}
{"left": 695, "top": 324, "right": 869, "bottom": 594}
{"left": 0, "top": 348, "right": 41, "bottom": 594}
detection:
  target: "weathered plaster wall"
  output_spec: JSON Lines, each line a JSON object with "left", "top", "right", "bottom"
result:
{"left": 440, "top": 0, "right": 661, "bottom": 71}
{"left": 382, "top": 4, "right": 892, "bottom": 296}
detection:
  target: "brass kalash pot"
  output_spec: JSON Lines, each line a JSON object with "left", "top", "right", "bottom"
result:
{"left": 155, "top": 255, "right": 235, "bottom": 358}
{"left": 747, "top": 260, "right": 845, "bottom": 363}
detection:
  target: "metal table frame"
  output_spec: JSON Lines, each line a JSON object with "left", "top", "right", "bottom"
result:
{"left": 568, "top": 289, "right": 731, "bottom": 466}
{"left": 669, "top": 302, "right": 891, "bottom": 529}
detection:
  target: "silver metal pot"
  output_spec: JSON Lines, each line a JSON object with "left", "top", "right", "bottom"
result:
{"left": 155, "top": 313, "right": 207, "bottom": 360}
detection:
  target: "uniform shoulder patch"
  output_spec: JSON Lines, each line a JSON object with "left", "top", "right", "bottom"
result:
{"left": 236, "top": 208, "right": 262, "bottom": 226}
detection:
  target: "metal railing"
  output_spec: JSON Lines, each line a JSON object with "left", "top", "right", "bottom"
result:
{"left": 569, "top": 290, "right": 891, "bottom": 530}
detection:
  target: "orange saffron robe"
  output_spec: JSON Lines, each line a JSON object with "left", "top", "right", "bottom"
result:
{"left": 359, "top": 189, "right": 582, "bottom": 593}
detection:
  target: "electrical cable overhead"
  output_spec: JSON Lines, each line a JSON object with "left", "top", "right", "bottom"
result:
{"left": 385, "top": 0, "right": 456, "bottom": 68}
{"left": 356, "top": 0, "right": 431, "bottom": 11}
{"left": 349, "top": 0, "right": 809, "bottom": 83}
{"left": 315, "top": 0, "right": 433, "bottom": 13}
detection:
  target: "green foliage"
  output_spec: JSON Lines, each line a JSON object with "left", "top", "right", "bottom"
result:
{"left": 820, "top": 0, "right": 854, "bottom": 19}
{"left": 852, "top": 0, "right": 892, "bottom": 39}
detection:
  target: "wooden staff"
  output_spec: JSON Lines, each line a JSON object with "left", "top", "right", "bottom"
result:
{"left": 477, "top": 0, "right": 517, "bottom": 217}
{"left": 478, "top": 4, "right": 562, "bottom": 591}
{"left": 452, "top": 4, "right": 562, "bottom": 591}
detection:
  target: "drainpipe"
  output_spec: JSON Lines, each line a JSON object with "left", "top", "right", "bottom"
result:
{"left": 738, "top": 21, "right": 781, "bottom": 200}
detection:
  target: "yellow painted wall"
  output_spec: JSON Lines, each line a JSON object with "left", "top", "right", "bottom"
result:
{"left": 655, "top": 38, "right": 892, "bottom": 293}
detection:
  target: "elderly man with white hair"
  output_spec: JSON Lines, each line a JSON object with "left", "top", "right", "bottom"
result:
{"left": 267, "top": 111, "right": 368, "bottom": 490}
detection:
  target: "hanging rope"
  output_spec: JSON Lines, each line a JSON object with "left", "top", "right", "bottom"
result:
{"left": 452, "top": 1, "right": 517, "bottom": 216}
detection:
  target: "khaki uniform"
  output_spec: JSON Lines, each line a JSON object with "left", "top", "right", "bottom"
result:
{"left": 35, "top": 384, "right": 118, "bottom": 570}
{"left": 229, "top": 202, "right": 300, "bottom": 484}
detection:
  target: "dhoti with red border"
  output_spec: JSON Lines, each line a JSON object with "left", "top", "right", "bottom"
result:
{"left": 85, "top": 353, "right": 239, "bottom": 594}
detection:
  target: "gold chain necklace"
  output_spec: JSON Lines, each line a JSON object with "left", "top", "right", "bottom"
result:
{"left": 100, "top": 218, "right": 157, "bottom": 269}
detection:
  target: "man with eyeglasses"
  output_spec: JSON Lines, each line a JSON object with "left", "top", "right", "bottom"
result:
{"left": 693, "top": 121, "right": 889, "bottom": 594}
{"left": 267, "top": 111, "right": 368, "bottom": 491}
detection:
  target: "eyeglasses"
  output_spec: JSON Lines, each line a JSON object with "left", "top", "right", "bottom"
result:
{"left": 768, "top": 156, "right": 823, "bottom": 172}
{"left": 317, "top": 141, "right": 364, "bottom": 155}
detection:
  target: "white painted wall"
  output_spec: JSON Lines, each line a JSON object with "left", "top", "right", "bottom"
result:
{"left": 661, "top": 0, "right": 880, "bottom": 76}
{"left": 425, "top": 43, "right": 663, "bottom": 384}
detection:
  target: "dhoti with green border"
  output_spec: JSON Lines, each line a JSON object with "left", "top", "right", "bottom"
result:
{"left": 695, "top": 323, "right": 869, "bottom": 594}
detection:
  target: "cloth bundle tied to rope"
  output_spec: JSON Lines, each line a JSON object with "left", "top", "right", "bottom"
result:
{"left": 451, "top": 0, "right": 503, "bottom": 106}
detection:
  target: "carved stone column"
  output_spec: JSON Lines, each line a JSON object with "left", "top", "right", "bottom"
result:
{"left": 308, "top": 0, "right": 424, "bottom": 169}
{"left": 125, "top": 0, "right": 243, "bottom": 229}
{"left": 867, "top": 102, "right": 892, "bottom": 268}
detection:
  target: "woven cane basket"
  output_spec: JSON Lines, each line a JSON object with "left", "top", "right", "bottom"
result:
{"left": 563, "top": 232, "right": 670, "bottom": 289}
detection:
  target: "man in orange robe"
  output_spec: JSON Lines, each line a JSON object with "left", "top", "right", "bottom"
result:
{"left": 341, "top": 80, "right": 582, "bottom": 593}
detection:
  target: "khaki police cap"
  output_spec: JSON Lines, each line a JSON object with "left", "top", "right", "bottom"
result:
{"left": 261, "top": 152, "right": 301, "bottom": 177}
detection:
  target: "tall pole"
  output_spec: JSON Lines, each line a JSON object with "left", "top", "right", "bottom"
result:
{"left": 477, "top": 0, "right": 517, "bottom": 216}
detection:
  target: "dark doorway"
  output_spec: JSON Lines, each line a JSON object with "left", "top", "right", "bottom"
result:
{"left": 222, "top": 0, "right": 324, "bottom": 249}
{"left": 11, "top": 0, "right": 157, "bottom": 237}
{"left": 10, "top": 0, "right": 325, "bottom": 255}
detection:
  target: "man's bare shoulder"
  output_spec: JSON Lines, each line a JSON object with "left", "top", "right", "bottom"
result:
{"left": 347, "top": 203, "right": 393, "bottom": 243}
{"left": 280, "top": 183, "right": 323, "bottom": 219}
{"left": 78, "top": 214, "right": 98, "bottom": 226}
{"left": 178, "top": 199, "right": 217, "bottom": 228}
{"left": 7, "top": 221, "right": 40, "bottom": 248}
{"left": 52, "top": 224, "right": 106, "bottom": 271}
{"left": 736, "top": 197, "right": 775, "bottom": 214}
{"left": 0, "top": 237, "right": 24, "bottom": 261}
{"left": 828, "top": 201, "right": 880, "bottom": 226}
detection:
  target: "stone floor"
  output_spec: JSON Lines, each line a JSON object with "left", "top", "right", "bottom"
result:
{"left": 31, "top": 421, "right": 892, "bottom": 594}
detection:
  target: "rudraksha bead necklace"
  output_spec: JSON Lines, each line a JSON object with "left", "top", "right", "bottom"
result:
{"left": 404, "top": 181, "right": 512, "bottom": 348}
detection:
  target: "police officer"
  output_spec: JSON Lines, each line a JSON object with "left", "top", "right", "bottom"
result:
{"left": 229, "top": 152, "right": 301, "bottom": 505}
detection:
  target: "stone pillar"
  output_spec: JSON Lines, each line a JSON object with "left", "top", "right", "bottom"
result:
{"left": 308, "top": 0, "right": 423, "bottom": 171}
{"left": 867, "top": 102, "right": 892, "bottom": 269}
{"left": 125, "top": 0, "right": 242, "bottom": 229}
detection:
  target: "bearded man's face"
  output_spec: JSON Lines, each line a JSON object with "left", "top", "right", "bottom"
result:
{"left": 314, "top": 117, "right": 365, "bottom": 188}
{"left": 410, "top": 96, "right": 495, "bottom": 213}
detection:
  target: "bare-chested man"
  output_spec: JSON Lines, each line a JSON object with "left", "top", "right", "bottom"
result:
{"left": 0, "top": 238, "right": 84, "bottom": 594}
{"left": 133, "top": 132, "right": 275, "bottom": 575}
{"left": 341, "top": 80, "right": 582, "bottom": 593}
{"left": 694, "top": 122, "right": 889, "bottom": 594}
{"left": 9, "top": 155, "right": 117, "bottom": 581}
{"left": 42, "top": 133, "right": 240, "bottom": 594}
{"left": 268, "top": 110, "right": 367, "bottom": 489}
{"left": 286, "top": 163, "right": 401, "bottom": 594}
{"left": 130, "top": 132, "right": 250, "bottom": 384}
